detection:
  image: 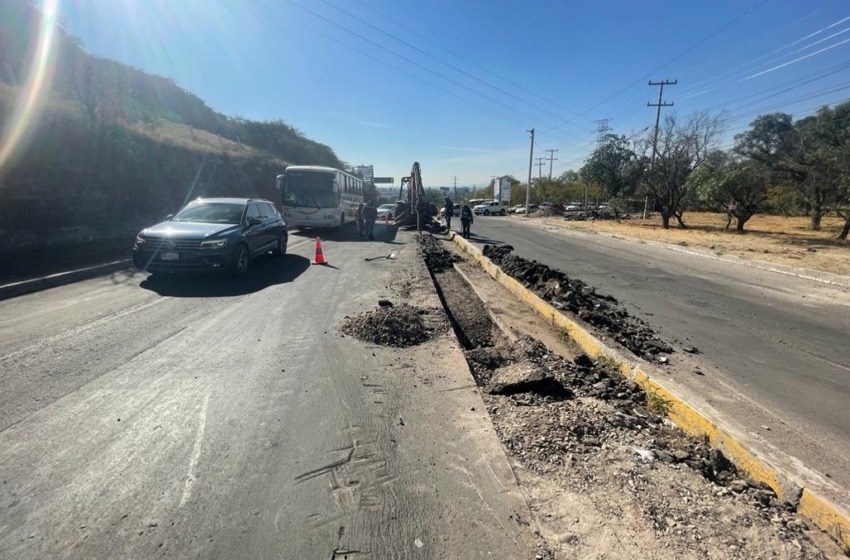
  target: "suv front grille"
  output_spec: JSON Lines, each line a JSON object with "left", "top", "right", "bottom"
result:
{"left": 143, "top": 237, "right": 202, "bottom": 251}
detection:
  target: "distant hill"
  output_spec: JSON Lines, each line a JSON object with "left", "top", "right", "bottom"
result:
{"left": 0, "top": 0, "right": 345, "bottom": 251}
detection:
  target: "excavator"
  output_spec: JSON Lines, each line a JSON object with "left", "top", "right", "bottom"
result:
{"left": 392, "top": 162, "right": 435, "bottom": 233}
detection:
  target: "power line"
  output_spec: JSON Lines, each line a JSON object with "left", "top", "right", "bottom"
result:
{"left": 312, "top": 0, "right": 593, "bottom": 132}
{"left": 264, "top": 6, "right": 536, "bottom": 129}
{"left": 678, "top": 13, "right": 850, "bottom": 97}
{"left": 344, "top": 0, "right": 596, "bottom": 127}
{"left": 545, "top": 0, "right": 771, "bottom": 132}
{"left": 276, "top": 0, "right": 555, "bottom": 128}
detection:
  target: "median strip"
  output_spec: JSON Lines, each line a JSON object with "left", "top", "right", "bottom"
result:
{"left": 449, "top": 231, "right": 850, "bottom": 552}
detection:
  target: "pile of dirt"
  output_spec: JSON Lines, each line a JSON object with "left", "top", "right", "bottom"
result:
{"left": 340, "top": 303, "right": 433, "bottom": 347}
{"left": 483, "top": 244, "right": 673, "bottom": 361}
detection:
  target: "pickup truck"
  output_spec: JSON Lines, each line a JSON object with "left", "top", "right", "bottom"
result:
{"left": 473, "top": 200, "right": 509, "bottom": 216}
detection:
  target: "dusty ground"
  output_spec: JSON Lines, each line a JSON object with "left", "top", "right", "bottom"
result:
{"left": 540, "top": 212, "right": 850, "bottom": 276}
{"left": 421, "top": 236, "right": 845, "bottom": 559}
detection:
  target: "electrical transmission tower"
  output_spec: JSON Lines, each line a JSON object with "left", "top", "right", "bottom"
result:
{"left": 595, "top": 119, "right": 610, "bottom": 144}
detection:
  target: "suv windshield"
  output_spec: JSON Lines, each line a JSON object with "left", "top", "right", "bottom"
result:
{"left": 282, "top": 171, "right": 336, "bottom": 208}
{"left": 172, "top": 202, "right": 245, "bottom": 224}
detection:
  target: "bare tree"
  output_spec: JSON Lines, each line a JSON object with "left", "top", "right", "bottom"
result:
{"left": 67, "top": 56, "right": 108, "bottom": 127}
{"left": 639, "top": 111, "right": 725, "bottom": 229}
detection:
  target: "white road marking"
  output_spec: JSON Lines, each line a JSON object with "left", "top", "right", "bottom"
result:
{"left": 179, "top": 392, "right": 211, "bottom": 508}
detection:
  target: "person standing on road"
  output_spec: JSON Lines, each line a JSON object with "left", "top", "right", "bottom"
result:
{"left": 356, "top": 201, "right": 365, "bottom": 237}
{"left": 444, "top": 196, "right": 454, "bottom": 231}
{"left": 363, "top": 200, "right": 378, "bottom": 240}
{"left": 460, "top": 204, "right": 473, "bottom": 239}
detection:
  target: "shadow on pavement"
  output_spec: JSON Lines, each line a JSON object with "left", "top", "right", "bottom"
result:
{"left": 291, "top": 222, "right": 404, "bottom": 244}
{"left": 138, "top": 254, "right": 310, "bottom": 297}
{"left": 465, "top": 232, "right": 508, "bottom": 245}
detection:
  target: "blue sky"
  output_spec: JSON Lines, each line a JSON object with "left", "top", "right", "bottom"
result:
{"left": 56, "top": 0, "right": 850, "bottom": 188}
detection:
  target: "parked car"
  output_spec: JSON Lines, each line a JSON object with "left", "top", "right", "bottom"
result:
{"left": 133, "top": 197, "right": 287, "bottom": 276}
{"left": 439, "top": 205, "right": 461, "bottom": 217}
{"left": 377, "top": 203, "right": 395, "bottom": 220}
{"left": 565, "top": 204, "right": 582, "bottom": 211}
{"left": 514, "top": 204, "right": 539, "bottom": 215}
{"left": 473, "top": 200, "right": 509, "bottom": 215}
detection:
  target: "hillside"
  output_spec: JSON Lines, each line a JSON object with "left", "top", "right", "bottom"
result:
{"left": 0, "top": 0, "right": 344, "bottom": 254}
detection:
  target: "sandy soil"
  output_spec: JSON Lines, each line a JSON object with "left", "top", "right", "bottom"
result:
{"left": 539, "top": 212, "right": 850, "bottom": 276}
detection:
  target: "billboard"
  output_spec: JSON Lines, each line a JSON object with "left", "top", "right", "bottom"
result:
{"left": 497, "top": 177, "right": 511, "bottom": 203}
{"left": 373, "top": 177, "right": 394, "bottom": 184}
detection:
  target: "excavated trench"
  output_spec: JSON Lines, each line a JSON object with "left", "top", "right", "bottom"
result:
{"left": 415, "top": 235, "right": 830, "bottom": 560}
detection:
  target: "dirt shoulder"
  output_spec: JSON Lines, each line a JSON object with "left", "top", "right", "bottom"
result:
{"left": 537, "top": 212, "right": 850, "bottom": 277}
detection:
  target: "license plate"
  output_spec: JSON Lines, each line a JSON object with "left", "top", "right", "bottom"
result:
{"left": 161, "top": 252, "right": 179, "bottom": 261}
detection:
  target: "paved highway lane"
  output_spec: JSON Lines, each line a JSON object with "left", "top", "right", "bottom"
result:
{"left": 0, "top": 229, "right": 536, "bottom": 559}
{"left": 466, "top": 216, "right": 850, "bottom": 494}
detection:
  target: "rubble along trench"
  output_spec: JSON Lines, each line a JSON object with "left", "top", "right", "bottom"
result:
{"left": 417, "top": 234, "right": 834, "bottom": 560}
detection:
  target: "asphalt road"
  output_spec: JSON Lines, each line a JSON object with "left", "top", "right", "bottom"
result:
{"left": 466, "top": 216, "right": 850, "bottom": 493}
{"left": 0, "top": 226, "right": 536, "bottom": 559}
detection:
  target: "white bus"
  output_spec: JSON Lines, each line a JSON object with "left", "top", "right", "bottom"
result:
{"left": 276, "top": 165, "right": 365, "bottom": 229}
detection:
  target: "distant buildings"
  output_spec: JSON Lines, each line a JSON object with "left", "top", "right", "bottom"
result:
{"left": 352, "top": 165, "right": 374, "bottom": 185}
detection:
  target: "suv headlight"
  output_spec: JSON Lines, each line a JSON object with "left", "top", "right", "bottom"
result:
{"left": 200, "top": 239, "right": 228, "bottom": 249}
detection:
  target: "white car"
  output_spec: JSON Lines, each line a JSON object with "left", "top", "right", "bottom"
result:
{"left": 376, "top": 204, "right": 395, "bottom": 220}
{"left": 565, "top": 204, "right": 582, "bottom": 211}
{"left": 473, "top": 200, "right": 508, "bottom": 216}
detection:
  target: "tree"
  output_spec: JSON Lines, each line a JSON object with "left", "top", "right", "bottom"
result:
{"left": 639, "top": 111, "right": 724, "bottom": 229}
{"left": 580, "top": 133, "right": 642, "bottom": 201}
{"left": 688, "top": 151, "right": 768, "bottom": 233}
{"left": 733, "top": 110, "right": 847, "bottom": 231}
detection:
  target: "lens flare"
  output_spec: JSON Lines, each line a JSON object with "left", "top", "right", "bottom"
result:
{"left": 0, "top": 0, "right": 60, "bottom": 174}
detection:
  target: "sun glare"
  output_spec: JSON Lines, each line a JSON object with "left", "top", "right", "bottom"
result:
{"left": 0, "top": 0, "right": 60, "bottom": 174}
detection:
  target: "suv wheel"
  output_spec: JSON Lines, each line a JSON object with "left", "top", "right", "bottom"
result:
{"left": 484, "top": 209, "right": 490, "bottom": 215}
{"left": 231, "top": 243, "right": 250, "bottom": 276}
{"left": 272, "top": 234, "right": 287, "bottom": 257}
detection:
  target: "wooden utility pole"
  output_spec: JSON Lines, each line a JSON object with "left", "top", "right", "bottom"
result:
{"left": 646, "top": 79, "right": 677, "bottom": 218}
{"left": 545, "top": 149, "right": 559, "bottom": 179}
{"left": 535, "top": 157, "right": 546, "bottom": 179}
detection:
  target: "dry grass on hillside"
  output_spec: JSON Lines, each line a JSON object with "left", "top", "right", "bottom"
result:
{"left": 127, "top": 119, "right": 288, "bottom": 165}
{"left": 0, "top": 83, "right": 287, "bottom": 164}
{"left": 541, "top": 212, "right": 850, "bottom": 276}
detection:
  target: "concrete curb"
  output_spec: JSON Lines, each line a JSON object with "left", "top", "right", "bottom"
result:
{"left": 537, "top": 218, "right": 850, "bottom": 288}
{"left": 448, "top": 231, "right": 850, "bottom": 551}
{"left": 0, "top": 259, "right": 133, "bottom": 302}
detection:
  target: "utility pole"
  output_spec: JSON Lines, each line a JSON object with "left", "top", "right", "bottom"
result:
{"left": 535, "top": 157, "right": 546, "bottom": 180}
{"left": 525, "top": 129, "right": 534, "bottom": 216}
{"left": 452, "top": 176, "right": 457, "bottom": 201}
{"left": 545, "top": 149, "right": 559, "bottom": 179}
{"left": 646, "top": 79, "right": 677, "bottom": 218}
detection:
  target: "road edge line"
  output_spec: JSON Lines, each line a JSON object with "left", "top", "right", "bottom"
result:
{"left": 537, "top": 218, "right": 850, "bottom": 288}
{"left": 0, "top": 259, "right": 133, "bottom": 301}
{"left": 448, "top": 231, "right": 850, "bottom": 551}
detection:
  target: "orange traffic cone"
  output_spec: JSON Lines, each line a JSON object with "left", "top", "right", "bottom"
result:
{"left": 313, "top": 237, "right": 326, "bottom": 265}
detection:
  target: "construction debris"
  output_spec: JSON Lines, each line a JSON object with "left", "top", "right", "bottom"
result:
{"left": 482, "top": 244, "right": 673, "bottom": 359}
{"left": 340, "top": 303, "right": 433, "bottom": 347}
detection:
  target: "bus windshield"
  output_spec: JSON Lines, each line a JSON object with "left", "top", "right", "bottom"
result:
{"left": 282, "top": 171, "right": 336, "bottom": 208}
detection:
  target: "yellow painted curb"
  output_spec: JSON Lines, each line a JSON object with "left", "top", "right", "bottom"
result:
{"left": 448, "top": 232, "right": 850, "bottom": 551}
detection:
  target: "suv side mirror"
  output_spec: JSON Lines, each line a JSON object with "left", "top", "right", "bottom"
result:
{"left": 247, "top": 216, "right": 262, "bottom": 226}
